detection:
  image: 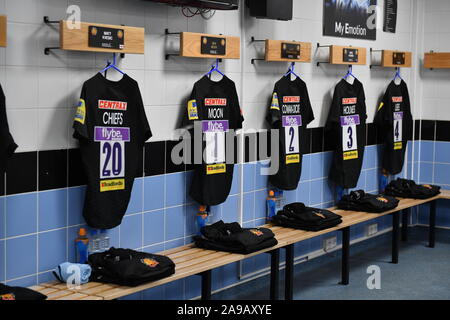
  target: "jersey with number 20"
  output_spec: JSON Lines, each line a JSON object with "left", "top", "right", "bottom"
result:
{"left": 73, "top": 73, "right": 152, "bottom": 229}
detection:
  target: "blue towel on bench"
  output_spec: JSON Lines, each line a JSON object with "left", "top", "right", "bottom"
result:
{"left": 53, "top": 262, "right": 91, "bottom": 285}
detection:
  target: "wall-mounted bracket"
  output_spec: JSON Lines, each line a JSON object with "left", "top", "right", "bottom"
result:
{"left": 424, "top": 51, "right": 450, "bottom": 70}
{"left": 370, "top": 48, "right": 412, "bottom": 69}
{"left": 250, "top": 37, "right": 311, "bottom": 65}
{"left": 0, "top": 15, "right": 7, "bottom": 47}
{"left": 316, "top": 43, "right": 367, "bottom": 67}
{"left": 165, "top": 29, "right": 240, "bottom": 60}
{"left": 43, "top": 16, "right": 144, "bottom": 57}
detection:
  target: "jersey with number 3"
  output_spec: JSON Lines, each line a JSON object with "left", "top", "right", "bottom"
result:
{"left": 375, "top": 80, "right": 413, "bottom": 175}
{"left": 181, "top": 75, "right": 243, "bottom": 206}
{"left": 326, "top": 79, "right": 367, "bottom": 189}
{"left": 73, "top": 73, "right": 152, "bottom": 229}
{"left": 267, "top": 76, "right": 315, "bottom": 190}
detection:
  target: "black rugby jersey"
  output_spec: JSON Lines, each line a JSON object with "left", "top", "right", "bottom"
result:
{"left": 267, "top": 76, "right": 314, "bottom": 190}
{"left": 326, "top": 79, "right": 367, "bottom": 189}
{"left": 73, "top": 73, "right": 151, "bottom": 229}
{"left": 0, "top": 84, "right": 18, "bottom": 176}
{"left": 181, "top": 75, "right": 243, "bottom": 206}
{"left": 374, "top": 80, "right": 413, "bottom": 175}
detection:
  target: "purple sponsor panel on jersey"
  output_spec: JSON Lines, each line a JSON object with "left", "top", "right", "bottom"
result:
{"left": 340, "top": 115, "right": 361, "bottom": 126}
{"left": 202, "top": 120, "right": 229, "bottom": 133}
{"left": 394, "top": 112, "right": 404, "bottom": 120}
{"left": 282, "top": 115, "right": 302, "bottom": 127}
{"left": 94, "top": 126, "right": 130, "bottom": 142}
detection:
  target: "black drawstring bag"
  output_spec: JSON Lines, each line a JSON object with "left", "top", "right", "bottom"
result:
{"left": 384, "top": 178, "right": 440, "bottom": 199}
{"left": 0, "top": 284, "right": 47, "bottom": 301}
{"left": 88, "top": 248, "right": 175, "bottom": 287}
{"left": 194, "top": 220, "right": 278, "bottom": 254}
{"left": 338, "top": 190, "right": 399, "bottom": 213}
{"left": 273, "top": 203, "right": 342, "bottom": 231}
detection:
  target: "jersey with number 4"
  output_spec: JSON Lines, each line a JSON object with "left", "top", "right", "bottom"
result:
{"left": 375, "top": 80, "right": 413, "bottom": 175}
{"left": 73, "top": 73, "right": 152, "bottom": 229}
{"left": 326, "top": 79, "right": 367, "bottom": 189}
{"left": 267, "top": 76, "right": 315, "bottom": 190}
{"left": 181, "top": 75, "right": 243, "bottom": 206}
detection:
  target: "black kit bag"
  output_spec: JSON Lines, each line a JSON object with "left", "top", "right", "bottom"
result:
{"left": 0, "top": 283, "right": 47, "bottom": 301}
{"left": 273, "top": 202, "right": 342, "bottom": 231}
{"left": 194, "top": 220, "right": 278, "bottom": 254}
{"left": 385, "top": 178, "right": 441, "bottom": 199}
{"left": 88, "top": 248, "right": 175, "bottom": 287}
{"left": 338, "top": 190, "right": 399, "bottom": 213}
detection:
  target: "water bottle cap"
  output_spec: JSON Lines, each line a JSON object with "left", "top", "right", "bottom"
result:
{"left": 78, "top": 228, "right": 87, "bottom": 237}
{"left": 268, "top": 190, "right": 275, "bottom": 197}
{"left": 199, "top": 205, "right": 207, "bottom": 212}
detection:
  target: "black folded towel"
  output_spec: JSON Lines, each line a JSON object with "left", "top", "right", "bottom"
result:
{"left": 338, "top": 190, "right": 399, "bottom": 213}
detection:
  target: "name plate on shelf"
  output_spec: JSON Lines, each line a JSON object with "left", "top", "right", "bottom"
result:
{"left": 88, "top": 26, "right": 124, "bottom": 50}
{"left": 393, "top": 52, "right": 405, "bottom": 65}
{"left": 281, "top": 43, "right": 301, "bottom": 59}
{"left": 343, "top": 48, "right": 359, "bottom": 63}
{"left": 201, "top": 36, "right": 226, "bottom": 55}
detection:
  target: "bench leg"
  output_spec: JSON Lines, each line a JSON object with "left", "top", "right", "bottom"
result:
{"left": 429, "top": 200, "right": 437, "bottom": 248}
{"left": 269, "top": 249, "right": 280, "bottom": 300}
{"left": 340, "top": 227, "right": 350, "bottom": 285}
{"left": 284, "top": 245, "right": 294, "bottom": 301}
{"left": 201, "top": 270, "right": 212, "bottom": 301}
{"left": 402, "top": 208, "right": 410, "bottom": 242}
{"left": 392, "top": 212, "right": 400, "bottom": 264}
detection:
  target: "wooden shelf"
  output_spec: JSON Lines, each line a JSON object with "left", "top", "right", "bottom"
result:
{"left": 381, "top": 50, "right": 412, "bottom": 68}
{"left": 264, "top": 40, "right": 311, "bottom": 63}
{"left": 175, "top": 32, "right": 240, "bottom": 59}
{"left": 424, "top": 52, "right": 450, "bottom": 69}
{"left": 0, "top": 15, "right": 6, "bottom": 47}
{"left": 317, "top": 44, "right": 367, "bottom": 66}
{"left": 46, "top": 20, "right": 144, "bottom": 54}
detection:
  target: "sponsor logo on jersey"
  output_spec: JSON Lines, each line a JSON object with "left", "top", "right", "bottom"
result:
{"left": 188, "top": 99, "right": 199, "bottom": 120}
{"left": 393, "top": 112, "right": 404, "bottom": 120}
{"left": 206, "top": 163, "right": 226, "bottom": 175}
{"left": 94, "top": 127, "right": 130, "bottom": 142}
{"left": 343, "top": 150, "right": 359, "bottom": 160}
{"left": 202, "top": 120, "right": 229, "bottom": 133}
{"left": 250, "top": 229, "right": 263, "bottom": 237}
{"left": 271, "top": 92, "right": 280, "bottom": 110}
{"left": 141, "top": 258, "right": 159, "bottom": 268}
{"left": 282, "top": 115, "right": 302, "bottom": 127}
{"left": 204, "top": 98, "right": 227, "bottom": 106}
{"left": 98, "top": 100, "right": 127, "bottom": 111}
{"left": 394, "top": 142, "right": 403, "bottom": 150}
{"left": 283, "top": 96, "right": 300, "bottom": 104}
{"left": 392, "top": 96, "right": 403, "bottom": 103}
{"left": 100, "top": 179, "right": 125, "bottom": 192}
{"left": 286, "top": 154, "right": 300, "bottom": 164}
{"left": 377, "top": 197, "right": 389, "bottom": 203}
{"left": 340, "top": 115, "right": 361, "bottom": 126}
{"left": 342, "top": 97, "right": 357, "bottom": 105}
{"left": 74, "top": 99, "right": 86, "bottom": 124}
{"left": 0, "top": 293, "right": 15, "bottom": 300}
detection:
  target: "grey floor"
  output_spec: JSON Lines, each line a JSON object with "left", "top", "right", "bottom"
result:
{"left": 213, "top": 227, "right": 450, "bottom": 300}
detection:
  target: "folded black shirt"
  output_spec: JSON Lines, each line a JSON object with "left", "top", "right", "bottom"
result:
{"left": 88, "top": 248, "right": 175, "bottom": 287}
{"left": 384, "top": 178, "right": 441, "bottom": 199}
{"left": 194, "top": 220, "right": 278, "bottom": 254}
{"left": 273, "top": 203, "right": 342, "bottom": 231}
{"left": 338, "top": 190, "right": 399, "bottom": 213}
{"left": 0, "top": 283, "right": 47, "bottom": 301}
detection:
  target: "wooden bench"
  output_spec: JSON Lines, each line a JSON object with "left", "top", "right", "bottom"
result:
{"left": 30, "top": 190, "right": 450, "bottom": 300}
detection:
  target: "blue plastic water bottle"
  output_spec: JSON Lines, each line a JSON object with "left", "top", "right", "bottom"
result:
{"left": 197, "top": 205, "right": 209, "bottom": 235}
{"left": 75, "top": 228, "right": 89, "bottom": 264}
{"left": 267, "top": 190, "right": 277, "bottom": 221}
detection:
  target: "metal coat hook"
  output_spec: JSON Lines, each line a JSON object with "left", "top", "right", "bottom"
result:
{"left": 250, "top": 36, "right": 266, "bottom": 64}
{"left": 316, "top": 43, "right": 332, "bottom": 66}
{"left": 165, "top": 28, "right": 182, "bottom": 60}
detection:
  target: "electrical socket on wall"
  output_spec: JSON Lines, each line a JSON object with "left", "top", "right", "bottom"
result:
{"left": 366, "top": 223, "right": 378, "bottom": 237}
{"left": 323, "top": 236, "right": 337, "bottom": 251}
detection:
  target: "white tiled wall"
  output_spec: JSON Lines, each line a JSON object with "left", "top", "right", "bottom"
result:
{"left": 0, "top": 0, "right": 438, "bottom": 152}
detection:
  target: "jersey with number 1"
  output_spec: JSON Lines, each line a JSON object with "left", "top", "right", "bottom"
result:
{"left": 375, "top": 80, "right": 413, "bottom": 175}
{"left": 326, "top": 79, "right": 367, "bottom": 189}
{"left": 181, "top": 75, "right": 243, "bottom": 206}
{"left": 267, "top": 76, "right": 315, "bottom": 190}
{"left": 73, "top": 73, "right": 152, "bottom": 229}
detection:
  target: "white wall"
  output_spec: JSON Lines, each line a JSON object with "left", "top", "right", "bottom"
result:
{"left": 0, "top": 0, "right": 431, "bottom": 152}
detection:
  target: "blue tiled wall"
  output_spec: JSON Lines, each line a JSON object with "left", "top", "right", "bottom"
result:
{"left": 0, "top": 142, "right": 427, "bottom": 299}
{"left": 416, "top": 140, "right": 450, "bottom": 228}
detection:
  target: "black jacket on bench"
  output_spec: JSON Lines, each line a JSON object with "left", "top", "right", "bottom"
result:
{"left": 337, "top": 190, "right": 399, "bottom": 213}
{"left": 384, "top": 178, "right": 441, "bottom": 199}
{"left": 194, "top": 221, "right": 278, "bottom": 254}
{"left": 272, "top": 203, "right": 342, "bottom": 231}
{"left": 0, "top": 283, "right": 47, "bottom": 300}
{"left": 88, "top": 248, "right": 175, "bottom": 287}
